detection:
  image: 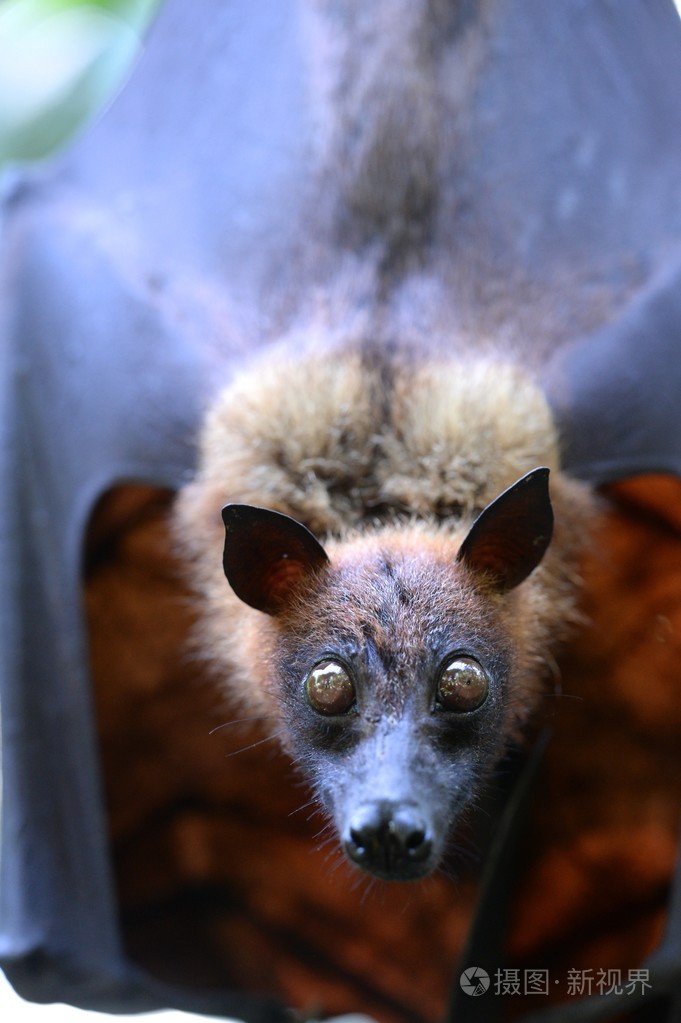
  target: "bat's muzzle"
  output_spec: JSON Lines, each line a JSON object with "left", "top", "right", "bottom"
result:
{"left": 343, "top": 798, "right": 435, "bottom": 880}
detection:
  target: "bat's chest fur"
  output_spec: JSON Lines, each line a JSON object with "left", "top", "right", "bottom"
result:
{"left": 193, "top": 342, "right": 561, "bottom": 538}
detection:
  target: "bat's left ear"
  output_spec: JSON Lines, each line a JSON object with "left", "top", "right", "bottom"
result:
{"left": 222, "top": 504, "right": 330, "bottom": 615}
{"left": 456, "top": 467, "right": 553, "bottom": 592}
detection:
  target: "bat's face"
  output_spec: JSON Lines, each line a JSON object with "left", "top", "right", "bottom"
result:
{"left": 221, "top": 469, "right": 553, "bottom": 880}
{"left": 268, "top": 548, "right": 514, "bottom": 881}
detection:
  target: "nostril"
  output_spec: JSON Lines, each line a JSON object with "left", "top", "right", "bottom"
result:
{"left": 404, "top": 826, "right": 430, "bottom": 858}
{"left": 406, "top": 829, "right": 424, "bottom": 850}
{"left": 393, "top": 818, "right": 432, "bottom": 863}
{"left": 348, "top": 825, "right": 371, "bottom": 858}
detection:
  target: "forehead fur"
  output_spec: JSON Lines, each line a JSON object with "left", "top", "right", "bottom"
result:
{"left": 279, "top": 526, "right": 507, "bottom": 662}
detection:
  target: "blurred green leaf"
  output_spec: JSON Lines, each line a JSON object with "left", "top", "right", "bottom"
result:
{"left": 0, "top": 0, "right": 163, "bottom": 166}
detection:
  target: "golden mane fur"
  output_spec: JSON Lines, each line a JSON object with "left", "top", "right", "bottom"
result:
{"left": 174, "top": 341, "right": 593, "bottom": 736}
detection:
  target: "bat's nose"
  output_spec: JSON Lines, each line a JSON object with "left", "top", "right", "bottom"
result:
{"left": 343, "top": 800, "right": 434, "bottom": 880}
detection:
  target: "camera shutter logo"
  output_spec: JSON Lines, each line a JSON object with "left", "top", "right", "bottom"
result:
{"left": 460, "top": 967, "right": 491, "bottom": 996}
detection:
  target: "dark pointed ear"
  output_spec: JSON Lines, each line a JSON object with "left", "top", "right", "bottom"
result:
{"left": 222, "top": 504, "right": 330, "bottom": 615}
{"left": 456, "top": 468, "right": 553, "bottom": 592}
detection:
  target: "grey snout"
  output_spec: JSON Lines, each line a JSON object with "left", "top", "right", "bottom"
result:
{"left": 343, "top": 799, "right": 435, "bottom": 880}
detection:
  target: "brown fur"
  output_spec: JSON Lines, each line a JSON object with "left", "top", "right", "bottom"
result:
{"left": 174, "top": 342, "right": 593, "bottom": 753}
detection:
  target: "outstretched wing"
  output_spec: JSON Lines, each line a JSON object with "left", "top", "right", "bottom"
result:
{"left": 0, "top": 0, "right": 308, "bottom": 1016}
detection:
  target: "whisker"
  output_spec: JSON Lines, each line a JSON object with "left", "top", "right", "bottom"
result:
{"left": 313, "top": 822, "right": 338, "bottom": 847}
{"left": 548, "top": 691, "right": 584, "bottom": 703}
{"left": 288, "top": 797, "right": 319, "bottom": 819}
{"left": 222, "top": 729, "right": 286, "bottom": 758}
{"left": 209, "top": 715, "right": 269, "bottom": 735}
{"left": 353, "top": 870, "right": 379, "bottom": 903}
{"left": 325, "top": 846, "right": 350, "bottom": 878}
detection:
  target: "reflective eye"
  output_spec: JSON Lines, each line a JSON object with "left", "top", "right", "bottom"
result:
{"left": 306, "top": 660, "right": 356, "bottom": 716}
{"left": 436, "top": 656, "right": 489, "bottom": 713}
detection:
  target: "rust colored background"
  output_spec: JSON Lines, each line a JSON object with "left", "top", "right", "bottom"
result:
{"left": 85, "top": 476, "right": 681, "bottom": 1023}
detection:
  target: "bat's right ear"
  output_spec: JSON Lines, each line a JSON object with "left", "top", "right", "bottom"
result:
{"left": 221, "top": 504, "right": 330, "bottom": 615}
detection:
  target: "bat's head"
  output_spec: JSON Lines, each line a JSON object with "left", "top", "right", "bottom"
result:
{"left": 221, "top": 469, "right": 553, "bottom": 881}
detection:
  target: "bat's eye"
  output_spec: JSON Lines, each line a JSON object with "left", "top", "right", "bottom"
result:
{"left": 306, "top": 660, "right": 356, "bottom": 716}
{"left": 436, "top": 656, "right": 489, "bottom": 713}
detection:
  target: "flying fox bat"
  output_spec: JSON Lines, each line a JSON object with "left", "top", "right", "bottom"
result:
{"left": 174, "top": 345, "right": 592, "bottom": 881}
{"left": 171, "top": 0, "right": 681, "bottom": 884}
{"left": 2, "top": 0, "right": 681, "bottom": 1018}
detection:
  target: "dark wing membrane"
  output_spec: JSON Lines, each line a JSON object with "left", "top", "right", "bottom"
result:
{"left": 544, "top": 250, "right": 681, "bottom": 483}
